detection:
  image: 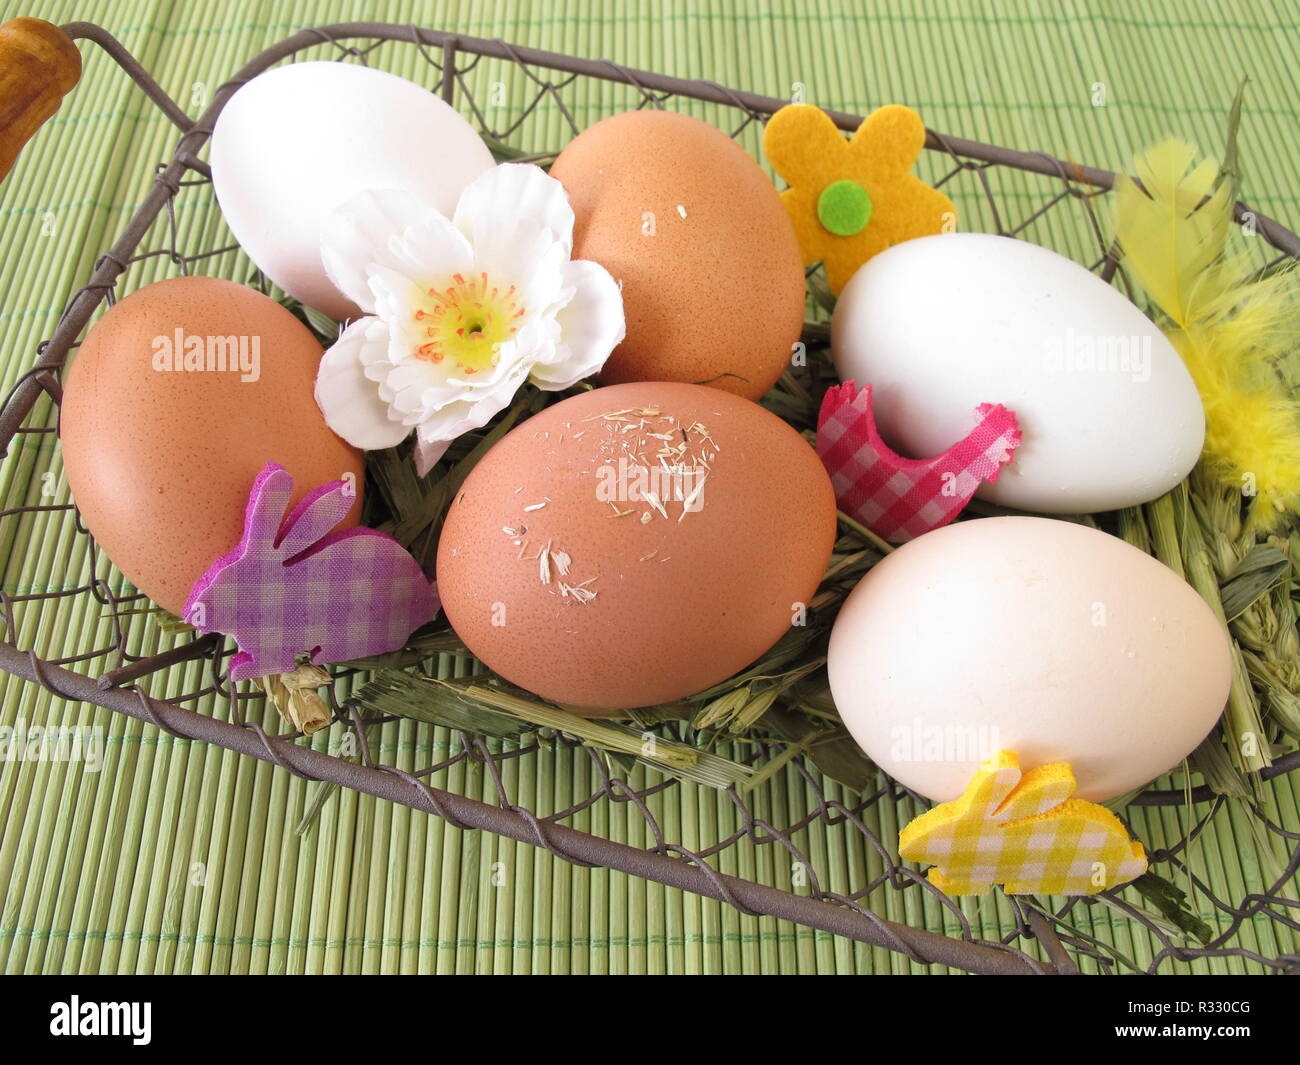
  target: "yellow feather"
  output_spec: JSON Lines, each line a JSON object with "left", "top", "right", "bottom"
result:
{"left": 1113, "top": 139, "right": 1234, "bottom": 325}
{"left": 1112, "top": 139, "right": 1300, "bottom": 532}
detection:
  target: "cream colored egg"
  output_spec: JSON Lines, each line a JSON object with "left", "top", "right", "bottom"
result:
{"left": 211, "top": 62, "right": 493, "bottom": 319}
{"left": 827, "top": 516, "right": 1231, "bottom": 802}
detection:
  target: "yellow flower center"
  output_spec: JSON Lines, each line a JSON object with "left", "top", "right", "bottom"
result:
{"left": 413, "top": 271, "right": 526, "bottom": 374}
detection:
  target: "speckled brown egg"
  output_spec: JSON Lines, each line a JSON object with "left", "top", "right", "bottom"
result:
{"left": 436, "top": 382, "right": 837, "bottom": 711}
{"left": 59, "top": 276, "right": 363, "bottom": 616}
{"left": 549, "top": 111, "right": 806, "bottom": 402}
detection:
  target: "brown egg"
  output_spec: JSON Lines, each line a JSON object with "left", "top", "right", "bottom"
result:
{"left": 436, "top": 382, "right": 837, "bottom": 711}
{"left": 60, "top": 276, "right": 363, "bottom": 616}
{"left": 549, "top": 111, "right": 805, "bottom": 402}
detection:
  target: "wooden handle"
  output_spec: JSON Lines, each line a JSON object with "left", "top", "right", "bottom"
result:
{"left": 0, "top": 18, "right": 81, "bottom": 183}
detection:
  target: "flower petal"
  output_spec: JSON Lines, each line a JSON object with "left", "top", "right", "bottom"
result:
{"left": 413, "top": 433, "right": 451, "bottom": 477}
{"left": 530, "top": 259, "right": 626, "bottom": 390}
{"left": 454, "top": 163, "right": 575, "bottom": 255}
{"left": 315, "top": 318, "right": 411, "bottom": 450}
{"left": 367, "top": 262, "right": 432, "bottom": 361}
{"left": 391, "top": 210, "right": 475, "bottom": 281}
{"left": 409, "top": 367, "right": 529, "bottom": 477}
{"left": 321, "top": 189, "right": 472, "bottom": 315}
{"left": 468, "top": 215, "right": 569, "bottom": 308}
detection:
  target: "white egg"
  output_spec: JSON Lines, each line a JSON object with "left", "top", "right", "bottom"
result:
{"left": 830, "top": 233, "right": 1205, "bottom": 513}
{"left": 828, "top": 516, "right": 1231, "bottom": 803}
{"left": 211, "top": 62, "right": 494, "bottom": 319}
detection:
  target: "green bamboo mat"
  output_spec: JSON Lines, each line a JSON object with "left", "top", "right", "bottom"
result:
{"left": 1, "top": 0, "right": 1298, "bottom": 975}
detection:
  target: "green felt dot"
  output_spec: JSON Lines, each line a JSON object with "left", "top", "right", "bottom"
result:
{"left": 817, "top": 180, "right": 872, "bottom": 236}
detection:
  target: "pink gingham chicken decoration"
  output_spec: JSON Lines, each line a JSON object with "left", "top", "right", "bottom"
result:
{"left": 817, "top": 381, "right": 1022, "bottom": 543}
{"left": 184, "top": 462, "right": 438, "bottom": 680}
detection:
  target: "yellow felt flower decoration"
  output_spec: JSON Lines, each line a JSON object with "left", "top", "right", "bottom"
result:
{"left": 763, "top": 103, "right": 956, "bottom": 295}
{"left": 899, "top": 751, "right": 1148, "bottom": 896}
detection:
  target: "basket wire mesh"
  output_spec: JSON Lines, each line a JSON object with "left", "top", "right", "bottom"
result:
{"left": 2, "top": 21, "right": 1298, "bottom": 975}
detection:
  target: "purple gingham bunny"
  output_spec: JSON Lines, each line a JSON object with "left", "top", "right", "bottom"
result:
{"left": 184, "top": 462, "right": 438, "bottom": 680}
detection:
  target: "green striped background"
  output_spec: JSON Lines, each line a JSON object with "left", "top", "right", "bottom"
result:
{"left": 1, "top": 0, "right": 1298, "bottom": 974}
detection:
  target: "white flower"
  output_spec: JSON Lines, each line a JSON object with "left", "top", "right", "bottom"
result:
{"left": 314, "top": 164, "right": 625, "bottom": 475}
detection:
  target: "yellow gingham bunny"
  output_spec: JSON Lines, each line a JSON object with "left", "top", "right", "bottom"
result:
{"left": 899, "top": 750, "right": 1148, "bottom": 896}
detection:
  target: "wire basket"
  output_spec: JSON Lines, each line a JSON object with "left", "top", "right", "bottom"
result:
{"left": 3, "top": 20, "right": 1298, "bottom": 975}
